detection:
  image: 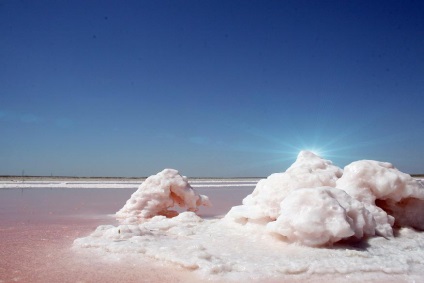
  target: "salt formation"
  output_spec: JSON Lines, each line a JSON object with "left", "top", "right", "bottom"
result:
{"left": 226, "top": 151, "right": 424, "bottom": 246}
{"left": 73, "top": 153, "right": 424, "bottom": 281}
{"left": 116, "top": 169, "right": 211, "bottom": 222}
{"left": 226, "top": 151, "right": 343, "bottom": 223}
{"left": 266, "top": 187, "right": 376, "bottom": 246}
{"left": 336, "top": 160, "right": 424, "bottom": 236}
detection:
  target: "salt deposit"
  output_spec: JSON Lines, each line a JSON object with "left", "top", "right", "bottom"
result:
{"left": 266, "top": 187, "right": 376, "bottom": 246}
{"left": 73, "top": 152, "right": 424, "bottom": 282}
{"left": 226, "top": 151, "right": 343, "bottom": 222}
{"left": 336, "top": 160, "right": 424, "bottom": 235}
{"left": 116, "top": 169, "right": 211, "bottom": 222}
{"left": 226, "top": 151, "right": 424, "bottom": 245}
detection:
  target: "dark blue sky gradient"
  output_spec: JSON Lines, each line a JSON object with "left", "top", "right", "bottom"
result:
{"left": 1, "top": 1, "right": 423, "bottom": 177}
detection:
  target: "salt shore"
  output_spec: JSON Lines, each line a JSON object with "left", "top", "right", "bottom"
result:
{"left": 1, "top": 153, "right": 424, "bottom": 282}
{"left": 0, "top": 179, "right": 259, "bottom": 189}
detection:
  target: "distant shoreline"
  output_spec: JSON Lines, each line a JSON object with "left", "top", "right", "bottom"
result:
{"left": 0, "top": 175, "right": 422, "bottom": 182}
{"left": 0, "top": 175, "right": 422, "bottom": 185}
{"left": 0, "top": 175, "right": 264, "bottom": 182}
{"left": 0, "top": 176, "right": 261, "bottom": 189}
{"left": 0, "top": 176, "right": 147, "bottom": 182}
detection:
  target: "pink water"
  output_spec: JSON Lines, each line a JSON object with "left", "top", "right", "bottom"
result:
{"left": 0, "top": 186, "right": 253, "bottom": 282}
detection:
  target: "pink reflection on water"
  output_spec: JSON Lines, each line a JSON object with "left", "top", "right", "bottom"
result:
{"left": 0, "top": 188, "right": 131, "bottom": 226}
{"left": 195, "top": 186, "right": 253, "bottom": 218}
{"left": 0, "top": 185, "right": 253, "bottom": 282}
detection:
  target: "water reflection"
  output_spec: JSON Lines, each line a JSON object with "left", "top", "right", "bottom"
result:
{"left": 0, "top": 184, "right": 254, "bottom": 227}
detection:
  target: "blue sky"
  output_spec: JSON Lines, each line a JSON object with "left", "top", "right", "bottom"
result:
{"left": 1, "top": 0, "right": 423, "bottom": 177}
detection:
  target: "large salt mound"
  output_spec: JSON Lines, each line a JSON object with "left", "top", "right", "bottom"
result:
{"left": 226, "top": 151, "right": 424, "bottom": 246}
{"left": 226, "top": 151, "right": 343, "bottom": 222}
{"left": 116, "top": 169, "right": 211, "bottom": 223}
{"left": 336, "top": 160, "right": 424, "bottom": 236}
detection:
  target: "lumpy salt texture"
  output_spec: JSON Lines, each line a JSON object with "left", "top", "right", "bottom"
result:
{"left": 337, "top": 160, "right": 424, "bottom": 236}
{"left": 226, "top": 151, "right": 424, "bottom": 246}
{"left": 226, "top": 151, "right": 343, "bottom": 222}
{"left": 116, "top": 169, "right": 211, "bottom": 222}
{"left": 74, "top": 155, "right": 424, "bottom": 280}
{"left": 266, "top": 187, "right": 376, "bottom": 246}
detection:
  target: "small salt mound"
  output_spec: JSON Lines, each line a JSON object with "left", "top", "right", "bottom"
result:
{"left": 226, "top": 151, "right": 343, "bottom": 222}
{"left": 266, "top": 187, "right": 376, "bottom": 247}
{"left": 116, "top": 169, "right": 211, "bottom": 222}
{"left": 337, "top": 160, "right": 424, "bottom": 235}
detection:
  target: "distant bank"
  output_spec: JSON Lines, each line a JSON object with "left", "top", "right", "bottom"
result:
{"left": 0, "top": 175, "right": 264, "bottom": 182}
{"left": 0, "top": 174, "right": 422, "bottom": 183}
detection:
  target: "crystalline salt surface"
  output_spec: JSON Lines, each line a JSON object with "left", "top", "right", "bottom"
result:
{"left": 227, "top": 151, "right": 424, "bottom": 244}
{"left": 73, "top": 152, "right": 424, "bottom": 282}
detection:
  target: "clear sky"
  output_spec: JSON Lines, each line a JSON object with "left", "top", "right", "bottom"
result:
{"left": 1, "top": 0, "right": 423, "bottom": 177}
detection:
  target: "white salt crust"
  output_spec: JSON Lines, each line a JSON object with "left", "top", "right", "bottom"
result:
{"left": 74, "top": 152, "right": 424, "bottom": 281}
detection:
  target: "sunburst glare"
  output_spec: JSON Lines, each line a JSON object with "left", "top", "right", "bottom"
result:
{"left": 230, "top": 123, "right": 402, "bottom": 175}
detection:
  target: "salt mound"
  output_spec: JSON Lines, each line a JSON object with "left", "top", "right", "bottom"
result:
{"left": 74, "top": 155, "right": 424, "bottom": 281}
{"left": 226, "top": 151, "right": 424, "bottom": 246}
{"left": 226, "top": 151, "right": 343, "bottom": 222}
{"left": 337, "top": 160, "right": 424, "bottom": 235}
{"left": 116, "top": 169, "right": 211, "bottom": 222}
{"left": 267, "top": 187, "right": 376, "bottom": 246}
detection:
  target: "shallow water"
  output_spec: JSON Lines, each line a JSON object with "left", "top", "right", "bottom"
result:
{"left": 0, "top": 183, "right": 254, "bottom": 283}
{"left": 2, "top": 180, "right": 424, "bottom": 283}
